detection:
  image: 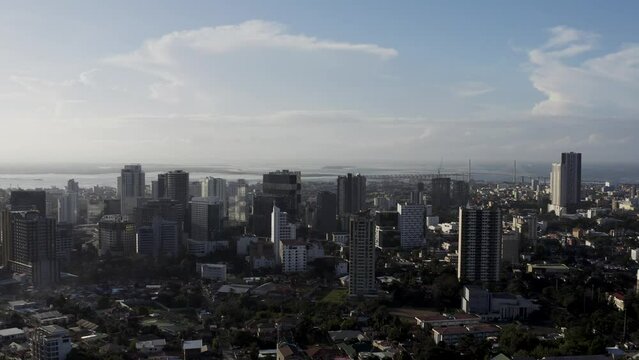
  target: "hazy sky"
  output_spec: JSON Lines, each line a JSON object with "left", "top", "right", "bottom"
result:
{"left": 1, "top": 1, "right": 638, "bottom": 165}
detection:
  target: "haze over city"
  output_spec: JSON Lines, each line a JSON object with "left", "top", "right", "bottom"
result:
{"left": 2, "top": 1, "right": 639, "bottom": 164}
{"left": 4, "top": 2, "right": 639, "bottom": 360}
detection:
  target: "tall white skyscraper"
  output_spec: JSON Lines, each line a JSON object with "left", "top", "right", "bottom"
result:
{"left": 349, "top": 212, "right": 376, "bottom": 296}
{"left": 397, "top": 203, "right": 425, "bottom": 249}
{"left": 57, "top": 192, "right": 78, "bottom": 224}
{"left": 202, "top": 177, "right": 227, "bottom": 216}
{"left": 457, "top": 207, "right": 502, "bottom": 284}
{"left": 549, "top": 152, "right": 582, "bottom": 215}
{"left": 271, "top": 205, "right": 296, "bottom": 265}
{"left": 119, "top": 164, "right": 145, "bottom": 216}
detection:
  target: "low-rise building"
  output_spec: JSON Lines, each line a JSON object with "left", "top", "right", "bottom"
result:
{"left": 32, "top": 325, "right": 72, "bottom": 360}
{"left": 198, "top": 263, "right": 227, "bottom": 281}
{"left": 461, "top": 286, "right": 540, "bottom": 321}
{"left": 415, "top": 313, "right": 481, "bottom": 329}
{"left": 526, "top": 263, "right": 570, "bottom": 275}
{"left": 432, "top": 324, "right": 500, "bottom": 345}
{"left": 0, "top": 328, "right": 26, "bottom": 343}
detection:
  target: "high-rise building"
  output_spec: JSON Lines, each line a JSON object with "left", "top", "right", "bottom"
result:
{"left": 337, "top": 173, "right": 367, "bottom": 217}
{"left": 57, "top": 192, "right": 78, "bottom": 225}
{"left": 374, "top": 211, "right": 400, "bottom": 249}
{"left": 164, "top": 170, "right": 190, "bottom": 208}
{"left": 457, "top": 207, "right": 502, "bottom": 284}
{"left": 230, "top": 179, "right": 249, "bottom": 223}
{"left": 501, "top": 232, "right": 520, "bottom": 265}
{"left": 189, "top": 181, "right": 202, "bottom": 198}
{"left": 262, "top": 170, "right": 302, "bottom": 220}
{"left": 314, "top": 191, "right": 337, "bottom": 235}
{"left": 280, "top": 240, "right": 307, "bottom": 273}
{"left": 153, "top": 173, "right": 168, "bottom": 199}
{"left": 431, "top": 177, "right": 451, "bottom": 215}
{"left": 55, "top": 222, "right": 73, "bottom": 263}
{"left": 189, "top": 197, "right": 224, "bottom": 242}
{"left": 67, "top": 179, "right": 79, "bottom": 193}
{"left": 119, "top": 164, "right": 145, "bottom": 216}
{"left": 451, "top": 180, "right": 470, "bottom": 207}
{"left": 134, "top": 198, "right": 184, "bottom": 229}
{"left": 136, "top": 217, "right": 179, "bottom": 258}
{"left": 31, "top": 325, "right": 72, "bottom": 360}
{"left": 349, "top": 212, "right": 376, "bottom": 296}
{"left": 10, "top": 190, "right": 46, "bottom": 215}
{"left": 1, "top": 210, "right": 59, "bottom": 287}
{"left": 98, "top": 215, "right": 136, "bottom": 257}
{"left": 549, "top": 152, "right": 582, "bottom": 214}
{"left": 271, "top": 205, "right": 296, "bottom": 265}
{"left": 202, "top": 177, "right": 228, "bottom": 216}
{"left": 397, "top": 203, "right": 425, "bottom": 249}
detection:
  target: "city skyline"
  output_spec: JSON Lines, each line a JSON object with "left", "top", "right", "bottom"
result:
{"left": 1, "top": 1, "right": 639, "bottom": 164}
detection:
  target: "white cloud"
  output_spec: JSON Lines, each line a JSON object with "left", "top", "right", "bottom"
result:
{"left": 451, "top": 82, "right": 495, "bottom": 97}
{"left": 528, "top": 26, "right": 639, "bottom": 116}
{"left": 105, "top": 20, "right": 397, "bottom": 68}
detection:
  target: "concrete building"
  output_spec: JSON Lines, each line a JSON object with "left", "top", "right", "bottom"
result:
{"left": 432, "top": 324, "right": 500, "bottom": 345}
{"left": 457, "top": 207, "right": 502, "bottom": 284}
{"left": 119, "top": 164, "right": 145, "bottom": 217}
{"left": 337, "top": 174, "right": 366, "bottom": 230}
{"left": 98, "top": 215, "right": 136, "bottom": 257}
{"left": 271, "top": 205, "right": 296, "bottom": 265}
{"left": 1, "top": 210, "right": 59, "bottom": 287}
{"left": 512, "top": 214, "right": 538, "bottom": 242}
{"left": 349, "top": 212, "right": 376, "bottom": 296}
{"left": 0, "top": 328, "right": 26, "bottom": 343}
{"left": 314, "top": 191, "right": 337, "bottom": 235}
{"left": 501, "top": 232, "right": 520, "bottom": 265}
{"left": 136, "top": 217, "right": 179, "bottom": 258}
{"left": 57, "top": 180, "right": 78, "bottom": 226}
{"left": 337, "top": 173, "right": 367, "bottom": 216}
{"left": 451, "top": 180, "right": 470, "bottom": 207}
{"left": 397, "top": 203, "right": 425, "bottom": 249}
{"left": 190, "top": 197, "right": 224, "bottom": 242}
{"left": 230, "top": 179, "right": 249, "bottom": 222}
{"left": 462, "top": 286, "right": 539, "bottom": 321}
{"left": 431, "top": 177, "right": 451, "bottom": 215}
{"left": 374, "top": 211, "right": 399, "bottom": 249}
{"left": 157, "top": 170, "right": 190, "bottom": 208}
{"left": 549, "top": 152, "right": 582, "bottom": 215}
{"left": 10, "top": 190, "right": 47, "bottom": 215}
{"left": 280, "top": 240, "right": 307, "bottom": 273}
{"left": 198, "top": 263, "right": 227, "bottom": 281}
{"left": 237, "top": 235, "right": 258, "bottom": 256}
{"left": 189, "top": 181, "right": 202, "bottom": 198}
{"left": 201, "top": 177, "right": 227, "bottom": 216}
{"left": 263, "top": 170, "right": 302, "bottom": 220}
{"left": 55, "top": 222, "right": 73, "bottom": 262}
{"left": 31, "top": 325, "right": 72, "bottom": 360}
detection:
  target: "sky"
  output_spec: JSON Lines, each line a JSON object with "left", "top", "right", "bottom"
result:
{"left": 1, "top": 1, "right": 639, "bottom": 166}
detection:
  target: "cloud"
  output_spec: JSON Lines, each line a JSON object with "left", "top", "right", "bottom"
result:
{"left": 451, "top": 82, "right": 495, "bottom": 97}
{"left": 527, "top": 26, "right": 639, "bottom": 116}
{"left": 105, "top": 20, "right": 397, "bottom": 68}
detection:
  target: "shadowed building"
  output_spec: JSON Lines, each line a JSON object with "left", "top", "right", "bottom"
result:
{"left": 349, "top": 211, "right": 376, "bottom": 296}
{"left": 1, "top": 210, "right": 59, "bottom": 287}
{"left": 457, "top": 207, "right": 502, "bottom": 284}
{"left": 10, "top": 190, "right": 46, "bottom": 215}
{"left": 431, "top": 177, "right": 451, "bottom": 215}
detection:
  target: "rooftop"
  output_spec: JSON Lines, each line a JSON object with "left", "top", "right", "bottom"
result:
{"left": 0, "top": 328, "right": 25, "bottom": 337}
{"left": 39, "top": 325, "right": 69, "bottom": 337}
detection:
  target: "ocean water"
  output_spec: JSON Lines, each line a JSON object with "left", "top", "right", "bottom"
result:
{"left": 0, "top": 161, "right": 637, "bottom": 189}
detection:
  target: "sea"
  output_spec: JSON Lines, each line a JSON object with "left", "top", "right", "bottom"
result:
{"left": 0, "top": 161, "right": 638, "bottom": 189}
